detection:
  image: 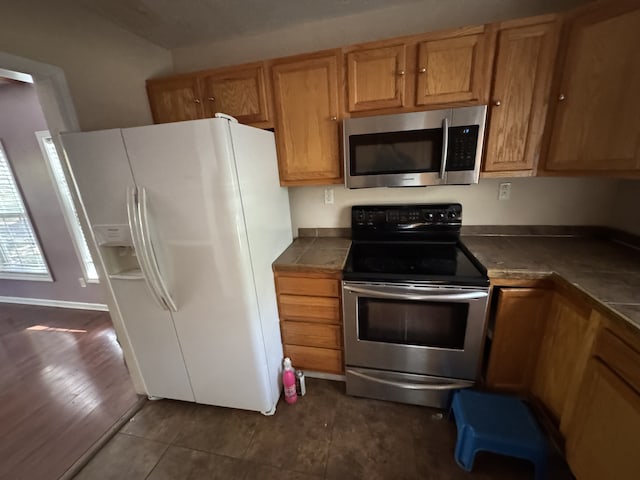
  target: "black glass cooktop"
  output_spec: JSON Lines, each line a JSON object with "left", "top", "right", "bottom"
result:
{"left": 342, "top": 241, "right": 488, "bottom": 286}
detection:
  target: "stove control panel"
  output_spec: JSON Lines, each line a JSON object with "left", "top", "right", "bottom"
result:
{"left": 352, "top": 204, "right": 462, "bottom": 240}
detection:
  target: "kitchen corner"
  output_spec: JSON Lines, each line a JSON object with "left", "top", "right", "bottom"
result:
{"left": 462, "top": 228, "right": 640, "bottom": 329}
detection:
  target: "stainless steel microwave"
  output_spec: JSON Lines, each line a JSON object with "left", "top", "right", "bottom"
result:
{"left": 343, "top": 105, "right": 487, "bottom": 189}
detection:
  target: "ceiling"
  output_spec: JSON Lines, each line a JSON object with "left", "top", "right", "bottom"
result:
{"left": 73, "top": 0, "right": 423, "bottom": 49}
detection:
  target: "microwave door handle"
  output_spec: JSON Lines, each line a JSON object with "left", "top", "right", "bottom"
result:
{"left": 344, "top": 285, "right": 487, "bottom": 302}
{"left": 439, "top": 117, "right": 449, "bottom": 180}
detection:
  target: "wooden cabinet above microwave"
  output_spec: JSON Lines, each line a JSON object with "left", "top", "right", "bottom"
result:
{"left": 344, "top": 25, "right": 494, "bottom": 115}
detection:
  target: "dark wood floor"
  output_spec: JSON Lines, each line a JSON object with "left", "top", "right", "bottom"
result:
{"left": 0, "top": 303, "right": 140, "bottom": 480}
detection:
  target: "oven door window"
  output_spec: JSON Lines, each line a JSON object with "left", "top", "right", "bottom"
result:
{"left": 349, "top": 129, "right": 443, "bottom": 175}
{"left": 357, "top": 298, "right": 468, "bottom": 349}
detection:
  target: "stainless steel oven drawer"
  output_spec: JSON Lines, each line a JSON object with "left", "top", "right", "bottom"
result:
{"left": 345, "top": 367, "right": 473, "bottom": 408}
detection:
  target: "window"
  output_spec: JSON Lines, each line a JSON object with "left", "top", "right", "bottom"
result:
{"left": 0, "top": 140, "right": 51, "bottom": 280}
{"left": 36, "top": 131, "right": 98, "bottom": 282}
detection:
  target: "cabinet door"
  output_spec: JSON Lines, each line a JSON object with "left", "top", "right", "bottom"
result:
{"left": 271, "top": 53, "right": 342, "bottom": 185}
{"left": 565, "top": 358, "right": 640, "bottom": 480}
{"left": 346, "top": 43, "right": 407, "bottom": 112}
{"left": 484, "top": 20, "right": 559, "bottom": 173}
{"left": 416, "top": 29, "right": 487, "bottom": 106}
{"left": 147, "top": 76, "right": 204, "bottom": 124}
{"left": 201, "top": 64, "right": 270, "bottom": 125}
{"left": 486, "top": 288, "right": 550, "bottom": 392}
{"left": 545, "top": 2, "right": 640, "bottom": 172}
{"left": 532, "top": 292, "right": 596, "bottom": 427}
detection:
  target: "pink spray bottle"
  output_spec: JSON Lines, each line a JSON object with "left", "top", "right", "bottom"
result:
{"left": 282, "top": 357, "right": 297, "bottom": 404}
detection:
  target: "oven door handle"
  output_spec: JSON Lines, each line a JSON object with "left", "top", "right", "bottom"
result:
{"left": 347, "top": 369, "right": 473, "bottom": 391}
{"left": 344, "top": 285, "right": 488, "bottom": 302}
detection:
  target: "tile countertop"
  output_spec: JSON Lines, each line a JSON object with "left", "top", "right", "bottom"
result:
{"left": 462, "top": 235, "right": 640, "bottom": 330}
{"left": 272, "top": 237, "right": 352, "bottom": 272}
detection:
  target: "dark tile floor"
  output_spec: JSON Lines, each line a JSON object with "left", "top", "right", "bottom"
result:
{"left": 73, "top": 379, "right": 573, "bottom": 479}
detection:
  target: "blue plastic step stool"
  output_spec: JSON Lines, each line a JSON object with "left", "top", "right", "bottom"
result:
{"left": 451, "top": 390, "right": 548, "bottom": 480}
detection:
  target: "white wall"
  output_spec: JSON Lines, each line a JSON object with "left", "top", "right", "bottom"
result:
{"left": 0, "top": 0, "right": 172, "bottom": 131}
{"left": 172, "top": 0, "right": 584, "bottom": 72}
{"left": 289, "top": 177, "right": 622, "bottom": 233}
{"left": 610, "top": 180, "right": 640, "bottom": 236}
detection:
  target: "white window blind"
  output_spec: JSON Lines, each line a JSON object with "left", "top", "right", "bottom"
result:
{"left": 36, "top": 132, "right": 98, "bottom": 282}
{"left": 0, "top": 139, "right": 51, "bottom": 280}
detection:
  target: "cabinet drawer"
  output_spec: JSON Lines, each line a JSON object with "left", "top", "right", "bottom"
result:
{"left": 278, "top": 295, "right": 340, "bottom": 323}
{"left": 282, "top": 322, "right": 342, "bottom": 349}
{"left": 594, "top": 328, "right": 640, "bottom": 393}
{"left": 284, "top": 344, "right": 343, "bottom": 374}
{"left": 276, "top": 276, "right": 340, "bottom": 297}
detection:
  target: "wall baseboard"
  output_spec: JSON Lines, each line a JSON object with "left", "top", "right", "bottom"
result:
{"left": 0, "top": 296, "right": 108, "bottom": 311}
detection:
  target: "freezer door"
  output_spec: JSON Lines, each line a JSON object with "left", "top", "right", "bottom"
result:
{"left": 61, "top": 129, "right": 135, "bottom": 226}
{"left": 110, "top": 278, "right": 195, "bottom": 401}
{"left": 121, "top": 119, "right": 280, "bottom": 412}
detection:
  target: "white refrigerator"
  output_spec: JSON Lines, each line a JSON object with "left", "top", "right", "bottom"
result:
{"left": 61, "top": 116, "right": 292, "bottom": 415}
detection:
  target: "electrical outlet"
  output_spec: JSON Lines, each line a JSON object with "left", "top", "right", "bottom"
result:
{"left": 498, "top": 182, "right": 511, "bottom": 201}
{"left": 78, "top": 277, "right": 87, "bottom": 288}
{"left": 324, "top": 188, "right": 334, "bottom": 205}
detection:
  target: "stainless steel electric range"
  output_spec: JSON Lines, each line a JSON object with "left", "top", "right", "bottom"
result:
{"left": 342, "top": 203, "right": 489, "bottom": 408}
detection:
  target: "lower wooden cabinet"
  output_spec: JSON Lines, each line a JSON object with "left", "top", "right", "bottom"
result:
{"left": 487, "top": 278, "right": 640, "bottom": 479}
{"left": 486, "top": 288, "right": 551, "bottom": 392}
{"left": 274, "top": 270, "right": 344, "bottom": 374}
{"left": 283, "top": 345, "right": 343, "bottom": 375}
{"left": 531, "top": 291, "right": 596, "bottom": 430}
{"left": 564, "top": 320, "right": 640, "bottom": 480}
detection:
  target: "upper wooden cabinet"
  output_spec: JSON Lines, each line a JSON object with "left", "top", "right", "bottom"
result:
{"left": 416, "top": 26, "right": 491, "bottom": 106}
{"left": 345, "top": 26, "right": 493, "bottom": 114}
{"left": 200, "top": 63, "right": 270, "bottom": 126}
{"left": 271, "top": 51, "right": 343, "bottom": 186}
{"left": 147, "top": 75, "right": 204, "bottom": 124}
{"left": 147, "top": 62, "right": 271, "bottom": 127}
{"left": 345, "top": 43, "right": 407, "bottom": 112}
{"left": 544, "top": 1, "right": 640, "bottom": 174}
{"left": 483, "top": 17, "right": 559, "bottom": 174}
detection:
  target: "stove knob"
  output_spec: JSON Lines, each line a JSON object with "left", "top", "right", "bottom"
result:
{"left": 425, "top": 212, "right": 434, "bottom": 222}
{"left": 438, "top": 212, "right": 446, "bottom": 220}
{"left": 448, "top": 211, "right": 458, "bottom": 219}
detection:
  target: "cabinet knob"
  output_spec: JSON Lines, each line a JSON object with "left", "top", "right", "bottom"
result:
{"left": 208, "top": 97, "right": 215, "bottom": 102}
{"left": 419, "top": 67, "right": 427, "bottom": 73}
{"left": 558, "top": 93, "right": 566, "bottom": 101}
{"left": 331, "top": 116, "right": 338, "bottom": 121}
{"left": 494, "top": 100, "right": 501, "bottom": 106}
{"left": 397, "top": 70, "right": 406, "bottom": 76}
{"left": 194, "top": 98, "right": 201, "bottom": 104}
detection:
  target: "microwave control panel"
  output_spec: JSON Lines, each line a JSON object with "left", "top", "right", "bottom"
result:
{"left": 446, "top": 125, "right": 479, "bottom": 171}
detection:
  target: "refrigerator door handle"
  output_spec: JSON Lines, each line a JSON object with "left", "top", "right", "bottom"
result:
{"left": 137, "top": 187, "right": 178, "bottom": 312}
{"left": 126, "top": 186, "right": 167, "bottom": 310}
